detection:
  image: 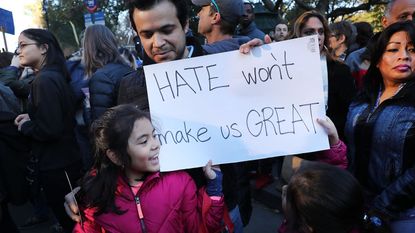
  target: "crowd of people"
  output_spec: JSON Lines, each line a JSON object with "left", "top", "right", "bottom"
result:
{"left": 1, "top": 0, "right": 415, "bottom": 233}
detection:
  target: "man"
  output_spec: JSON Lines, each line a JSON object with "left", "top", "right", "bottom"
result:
{"left": 274, "top": 22, "right": 289, "bottom": 41}
{"left": 237, "top": 2, "right": 266, "bottom": 40}
{"left": 328, "top": 21, "right": 356, "bottom": 61}
{"left": 345, "top": 0, "right": 415, "bottom": 89}
{"left": 117, "top": 0, "right": 206, "bottom": 108}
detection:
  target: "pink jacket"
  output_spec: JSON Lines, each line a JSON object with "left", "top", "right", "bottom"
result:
{"left": 73, "top": 171, "right": 224, "bottom": 233}
{"left": 315, "top": 140, "right": 348, "bottom": 169}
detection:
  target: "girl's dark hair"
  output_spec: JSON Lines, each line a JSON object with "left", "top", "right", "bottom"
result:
{"left": 128, "top": 0, "right": 188, "bottom": 33}
{"left": 285, "top": 162, "right": 364, "bottom": 233}
{"left": 78, "top": 104, "right": 151, "bottom": 216}
{"left": 362, "top": 21, "right": 415, "bottom": 99}
{"left": 83, "top": 24, "right": 124, "bottom": 77}
{"left": 21, "top": 29, "right": 70, "bottom": 81}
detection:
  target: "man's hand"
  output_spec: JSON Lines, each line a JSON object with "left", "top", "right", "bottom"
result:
{"left": 14, "top": 114, "right": 30, "bottom": 131}
{"left": 10, "top": 55, "right": 20, "bottom": 68}
{"left": 239, "top": 35, "right": 273, "bottom": 54}
{"left": 64, "top": 186, "right": 81, "bottom": 223}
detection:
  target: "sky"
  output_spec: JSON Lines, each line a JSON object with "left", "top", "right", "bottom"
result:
{"left": 0, "top": 0, "right": 39, "bottom": 52}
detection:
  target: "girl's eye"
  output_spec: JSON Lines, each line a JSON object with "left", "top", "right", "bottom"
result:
{"left": 385, "top": 48, "right": 398, "bottom": 53}
{"left": 139, "top": 139, "right": 148, "bottom": 145}
{"left": 408, "top": 47, "right": 415, "bottom": 53}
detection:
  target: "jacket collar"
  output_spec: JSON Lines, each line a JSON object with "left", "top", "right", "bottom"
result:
{"left": 116, "top": 172, "right": 161, "bottom": 200}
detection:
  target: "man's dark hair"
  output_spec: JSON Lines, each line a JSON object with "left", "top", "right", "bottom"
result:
{"left": 128, "top": 0, "right": 188, "bottom": 33}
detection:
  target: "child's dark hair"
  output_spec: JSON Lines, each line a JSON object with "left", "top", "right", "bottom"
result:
{"left": 285, "top": 162, "right": 364, "bottom": 233}
{"left": 78, "top": 104, "right": 151, "bottom": 216}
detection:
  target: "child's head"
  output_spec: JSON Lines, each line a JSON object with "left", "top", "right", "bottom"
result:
{"left": 282, "top": 162, "right": 364, "bottom": 233}
{"left": 92, "top": 104, "right": 160, "bottom": 178}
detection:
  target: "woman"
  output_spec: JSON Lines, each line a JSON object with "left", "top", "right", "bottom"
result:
{"left": 280, "top": 162, "right": 364, "bottom": 233}
{"left": 345, "top": 21, "right": 415, "bottom": 233}
{"left": 83, "top": 24, "right": 135, "bottom": 122}
{"left": 292, "top": 11, "right": 356, "bottom": 139}
{"left": 14, "top": 28, "right": 82, "bottom": 232}
{"left": 73, "top": 104, "right": 224, "bottom": 233}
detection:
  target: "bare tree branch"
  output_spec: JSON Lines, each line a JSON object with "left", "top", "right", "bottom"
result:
{"left": 261, "top": 0, "right": 275, "bottom": 12}
{"left": 327, "top": 0, "right": 388, "bottom": 18}
{"left": 294, "top": 0, "right": 314, "bottom": 11}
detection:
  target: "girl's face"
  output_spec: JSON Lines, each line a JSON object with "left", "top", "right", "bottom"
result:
{"left": 125, "top": 118, "right": 160, "bottom": 180}
{"left": 378, "top": 31, "right": 415, "bottom": 85}
{"left": 301, "top": 17, "right": 325, "bottom": 53}
{"left": 17, "top": 33, "right": 46, "bottom": 70}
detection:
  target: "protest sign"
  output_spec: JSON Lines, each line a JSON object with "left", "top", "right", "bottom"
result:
{"left": 144, "top": 35, "right": 329, "bottom": 171}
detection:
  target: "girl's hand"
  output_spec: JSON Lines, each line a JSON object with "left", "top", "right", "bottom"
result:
{"left": 317, "top": 117, "right": 339, "bottom": 146}
{"left": 203, "top": 160, "right": 223, "bottom": 196}
{"left": 203, "top": 160, "right": 221, "bottom": 180}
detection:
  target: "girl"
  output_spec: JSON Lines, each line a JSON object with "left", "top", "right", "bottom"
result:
{"left": 280, "top": 162, "right": 364, "bottom": 233}
{"left": 73, "top": 104, "right": 224, "bottom": 233}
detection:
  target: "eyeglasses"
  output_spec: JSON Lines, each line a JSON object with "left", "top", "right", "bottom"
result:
{"left": 210, "top": 0, "right": 220, "bottom": 14}
{"left": 15, "top": 43, "right": 38, "bottom": 54}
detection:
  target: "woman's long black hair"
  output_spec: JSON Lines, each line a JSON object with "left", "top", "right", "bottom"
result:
{"left": 78, "top": 104, "right": 150, "bottom": 216}
{"left": 361, "top": 21, "right": 415, "bottom": 101}
{"left": 21, "top": 29, "right": 71, "bottom": 82}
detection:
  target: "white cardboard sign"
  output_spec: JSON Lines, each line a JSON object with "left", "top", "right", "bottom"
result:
{"left": 144, "top": 35, "right": 329, "bottom": 171}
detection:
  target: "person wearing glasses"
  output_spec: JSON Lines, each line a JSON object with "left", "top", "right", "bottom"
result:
{"left": 14, "top": 29, "right": 82, "bottom": 233}
{"left": 328, "top": 21, "right": 357, "bottom": 62}
{"left": 292, "top": 11, "right": 356, "bottom": 140}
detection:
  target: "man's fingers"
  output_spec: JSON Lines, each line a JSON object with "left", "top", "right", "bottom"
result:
{"left": 264, "top": 34, "right": 272, "bottom": 44}
{"left": 64, "top": 202, "right": 81, "bottom": 223}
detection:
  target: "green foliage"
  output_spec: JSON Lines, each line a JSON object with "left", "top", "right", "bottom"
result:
{"left": 43, "top": 0, "right": 128, "bottom": 56}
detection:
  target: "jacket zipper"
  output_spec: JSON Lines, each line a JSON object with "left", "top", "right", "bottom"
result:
{"left": 135, "top": 195, "right": 147, "bottom": 233}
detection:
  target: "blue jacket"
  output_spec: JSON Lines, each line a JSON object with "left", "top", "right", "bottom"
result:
{"left": 89, "top": 62, "right": 134, "bottom": 122}
{"left": 345, "top": 80, "right": 415, "bottom": 218}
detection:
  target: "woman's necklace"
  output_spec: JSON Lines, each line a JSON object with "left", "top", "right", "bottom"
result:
{"left": 375, "top": 82, "right": 406, "bottom": 108}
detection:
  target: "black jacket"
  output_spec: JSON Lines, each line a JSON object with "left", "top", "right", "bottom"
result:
{"left": 89, "top": 62, "right": 134, "bottom": 122}
{"left": 0, "top": 112, "right": 30, "bottom": 204}
{"left": 326, "top": 59, "right": 356, "bottom": 139}
{"left": 20, "top": 65, "right": 81, "bottom": 171}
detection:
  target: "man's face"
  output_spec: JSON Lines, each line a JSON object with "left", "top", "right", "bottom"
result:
{"left": 382, "top": 0, "right": 415, "bottom": 28}
{"left": 132, "top": 1, "right": 187, "bottom": 63}
{"left": 197, "top": 5, "right": 213, "bottom": 36}
{"left": 274, "top": 24, "right": 288, "bottom": 41}
{"left": 241, "top": 4, "right": 254, "bottom": 26}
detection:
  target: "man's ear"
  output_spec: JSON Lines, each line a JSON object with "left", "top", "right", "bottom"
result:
{"left": 184, "top": 19, "right": 190, "bottom": 33}
{"left": 212, "top": 12, "right": 221, "bottom": 24}
{"left": 338, "top": 34, "right": 346, "bottom": 44}
{"left": 106, "top": 149, "right": 122, "bottom": 166}
{"left": 381, "top": 16, "right": 389, "bottom": 28}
